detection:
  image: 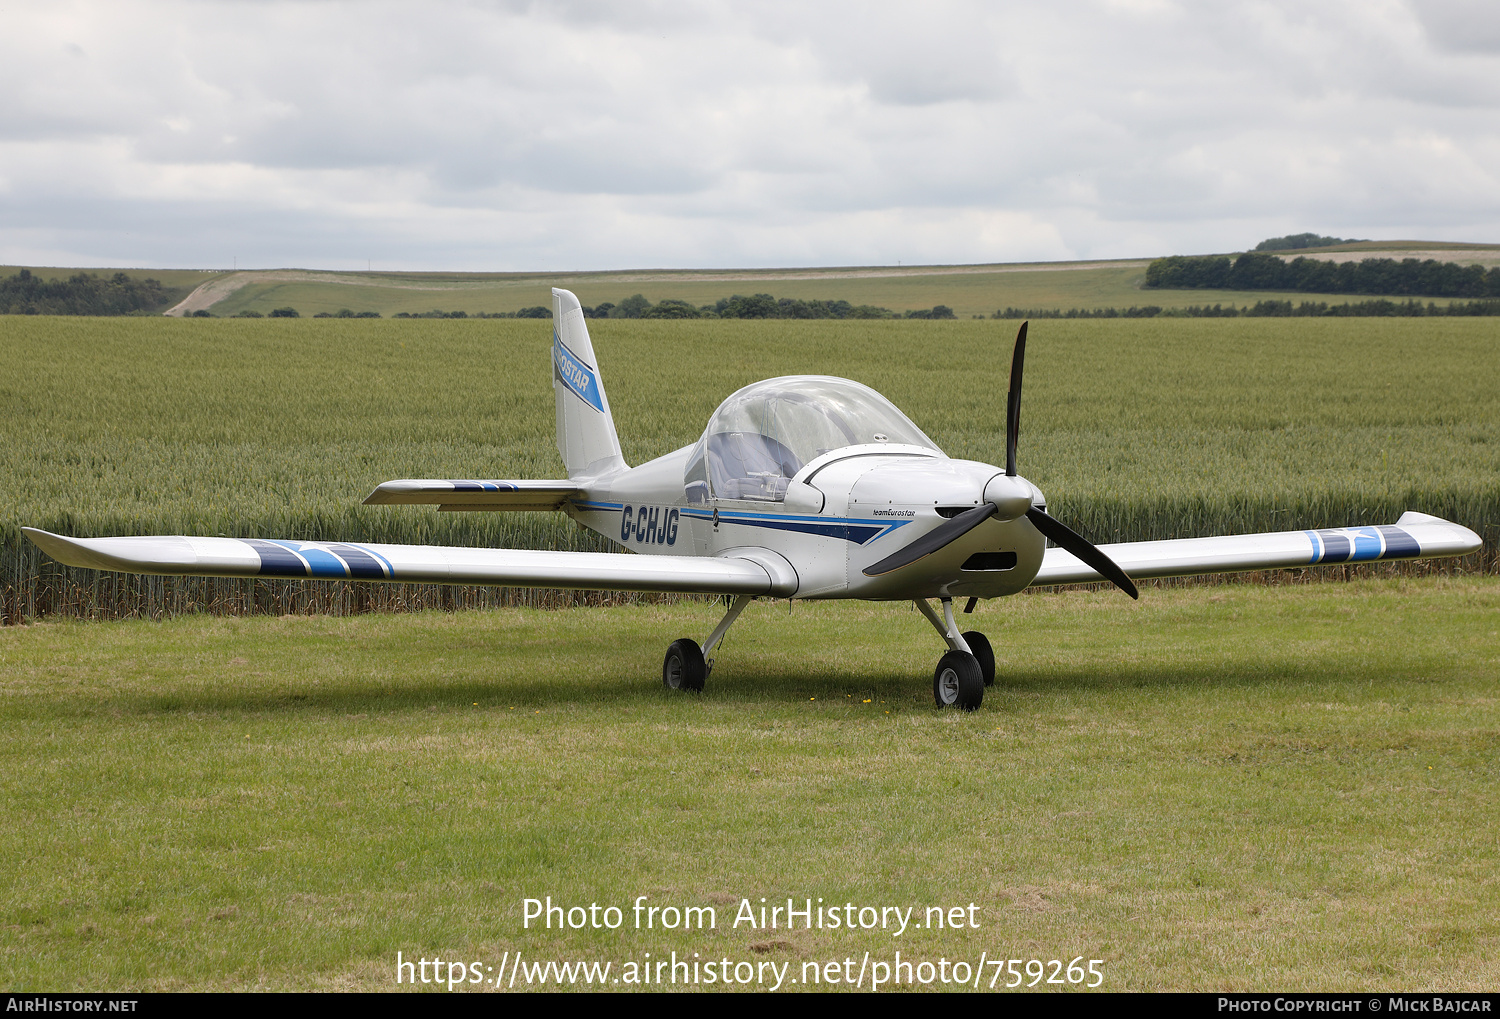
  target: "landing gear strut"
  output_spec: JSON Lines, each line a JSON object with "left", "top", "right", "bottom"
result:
{"left": 915, "top": 597, "right": 989, "bottom": 710}
{"left": 662, "top": 594, "right": 753, "bottom": 693}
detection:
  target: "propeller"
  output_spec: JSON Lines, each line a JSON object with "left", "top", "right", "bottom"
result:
{"left": 1006, "top": 321, "right": 1026, "bottom": 477}
{"left": 1025, "top": 506, "right": 1138, "bottom": 600}
{"left": 862, "top": 321, "right": 1139, "bottom": 599}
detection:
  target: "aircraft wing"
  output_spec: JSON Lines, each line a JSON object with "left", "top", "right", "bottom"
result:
{"left": 361, "top": 479, "right": 584, "bottom": 512}
{"left": 1031, "top": 511, "right": 1481, "bottom": 588}
{"left": 21, "top": 528, "right": 789, "bottom": 596}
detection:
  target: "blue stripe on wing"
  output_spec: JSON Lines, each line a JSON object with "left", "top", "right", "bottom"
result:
{"left": 242, "top": 538, "right": 310, "bottom": 577}
{"left": 1377, "top": 525, "right": 1421, "bottom": 558}
{"left": 1304, "top": 526, "right": 1420, "bottom": 565}
{"left": 327, "top": 543, "right": 392, "bottom": 579}
{"left": 242, "top": 539, "right": 394, "bottom": 579}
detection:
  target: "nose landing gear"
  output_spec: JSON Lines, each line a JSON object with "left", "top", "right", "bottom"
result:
{"left": 915, "top": 597, "right": 991, "bottom": 710}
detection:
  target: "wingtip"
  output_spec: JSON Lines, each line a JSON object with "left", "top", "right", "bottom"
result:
{"left": 20, "top": 527, "right": 87, "bottom": 567}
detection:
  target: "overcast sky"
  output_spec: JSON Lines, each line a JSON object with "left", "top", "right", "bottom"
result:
{"left": 2, "top": 0, "right": 1497, "bottom": 271}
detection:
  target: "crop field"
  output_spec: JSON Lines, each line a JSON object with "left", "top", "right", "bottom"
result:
{"left": 2, "top": 312, "right": 1497, "bottom": 991}
{"left": 2, "top": 314, "right": 1496, "bottom": 620}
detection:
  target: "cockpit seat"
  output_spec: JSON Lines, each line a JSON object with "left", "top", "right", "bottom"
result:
{"left": 707, "top": 432, "right": 801, "bottom": 502}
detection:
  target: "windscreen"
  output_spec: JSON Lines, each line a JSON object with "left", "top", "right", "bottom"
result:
{"left": 688, "top": 376, "right": 940, "bottom": 501}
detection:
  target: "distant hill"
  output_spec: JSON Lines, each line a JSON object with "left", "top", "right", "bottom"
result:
{"left": 2, "top": 245, "right": 1497, "bottom": 319}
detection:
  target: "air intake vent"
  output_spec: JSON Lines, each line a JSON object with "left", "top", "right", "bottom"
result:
{"left": 961, "top": 551, "right": 1017, "bottom": 572}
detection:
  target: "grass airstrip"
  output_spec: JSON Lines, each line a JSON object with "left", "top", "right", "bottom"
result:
{"left": 2, "top": 578, "right": 1497, "bottom": 990}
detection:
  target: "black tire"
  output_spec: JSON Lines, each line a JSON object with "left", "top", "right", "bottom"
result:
{"left": 932, "top": 650, "right": 984, "bottom": 711}
{"left": 663, "top": 638, "right": 706, "bottom": 692}
{"left": 962, "top": 631, "right": 995, "bottom": 686}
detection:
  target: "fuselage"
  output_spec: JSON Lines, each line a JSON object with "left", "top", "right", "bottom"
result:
{"left": 566, "top": 441, "right": 1047, "bottom": 601}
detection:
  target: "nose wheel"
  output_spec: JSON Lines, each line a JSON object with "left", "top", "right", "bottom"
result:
{"left": 962, "top": 630, "right": 995, "bottom": 686}
{"left": 933, "top": 650, "right": 984, "bottom": 710}
{"left": 915, "top": 597, "right": 995, "bottom": 709}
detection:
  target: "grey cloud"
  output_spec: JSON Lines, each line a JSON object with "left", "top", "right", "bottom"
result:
{"left": 1412, "top": 0, "right": 1500, "bottom": 53}
{"left": 2, "top": 0, "right": 1499, "bottom": 271}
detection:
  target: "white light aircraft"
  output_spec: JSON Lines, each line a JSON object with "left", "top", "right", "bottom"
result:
{"left": 24, "top": 289, "right": 1481, "bottom": 710}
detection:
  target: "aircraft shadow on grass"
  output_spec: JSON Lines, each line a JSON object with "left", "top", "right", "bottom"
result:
{"left": 108, "top": 645, "right": 1393, "bottom": 716}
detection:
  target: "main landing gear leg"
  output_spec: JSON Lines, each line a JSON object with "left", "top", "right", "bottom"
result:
{"left": 914, "top": 598, "right": 987, "bottom": 711}
{"left": 663, "top": 595, "right": 754, "bottom": 693}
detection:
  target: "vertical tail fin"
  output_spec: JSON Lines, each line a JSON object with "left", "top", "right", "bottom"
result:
{"left": 552, "top": 288, "right": 626, "bottom": 479}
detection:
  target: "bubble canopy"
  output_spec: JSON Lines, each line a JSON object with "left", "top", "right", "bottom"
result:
{"left": 684, "top": 376, "right": 942, "bottom": 502}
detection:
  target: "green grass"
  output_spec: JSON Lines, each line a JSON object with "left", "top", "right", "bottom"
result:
{"left": 2, "top": 578, "right": 1497, "bottom": 990}
{"left": 3, "top": 315, "right": 1496, "bottom": 619}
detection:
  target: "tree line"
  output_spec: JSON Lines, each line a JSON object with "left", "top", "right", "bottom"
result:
{"left": 216, "top": 295, "right": 960, "bottom": 321}
{"left": 580, "top": 293, "right": 955, "bottom": 320}
{"left": 0, "top": 269, "right": 173, "bottom": 315}
{"left": 1144, "top": 252, "right": 1500, "bottom": 298}
{"left": 995, "top": 298, "right": 1500, "bottom": 319}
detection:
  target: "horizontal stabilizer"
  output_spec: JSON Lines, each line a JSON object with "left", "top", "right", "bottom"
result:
{"left": 1030, "top": 511, "right": 1481, "bottom": 588}
{"left": 362, "top": 479, "right": 584, "bottom": 512}
{"left": 22, "top": 528, "right": 790, "bottom": 596}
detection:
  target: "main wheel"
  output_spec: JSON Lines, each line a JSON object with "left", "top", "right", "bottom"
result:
{"left": 663, "top": 638, "right": 706, "bottom": 691}
{"left": 962, "top": 631, "right": 995, "bottom": 686}
{"left": 933, "top": 650, "right": 984, "bottom": 711}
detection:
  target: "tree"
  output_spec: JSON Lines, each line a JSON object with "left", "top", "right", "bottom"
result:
{"left": 641, "top": 299, "right": 700, "bottom": 318}
{"left": 610, "top": 294, "right": 652, "bottom": 318}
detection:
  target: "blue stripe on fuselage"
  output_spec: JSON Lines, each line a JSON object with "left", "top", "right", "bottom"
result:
{"left": 680, "top": 507, "right": 908, "bottom": 545}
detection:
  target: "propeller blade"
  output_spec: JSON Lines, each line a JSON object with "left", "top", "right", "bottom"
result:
{"left": 1005, "top": 321, "right": 1027, "bottom": 477}
{"left": 862, "top": 503, "right": 997, "bottom": 577}
{"left": 1025, "top": 507, "right": 1139, "bottom": 599}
